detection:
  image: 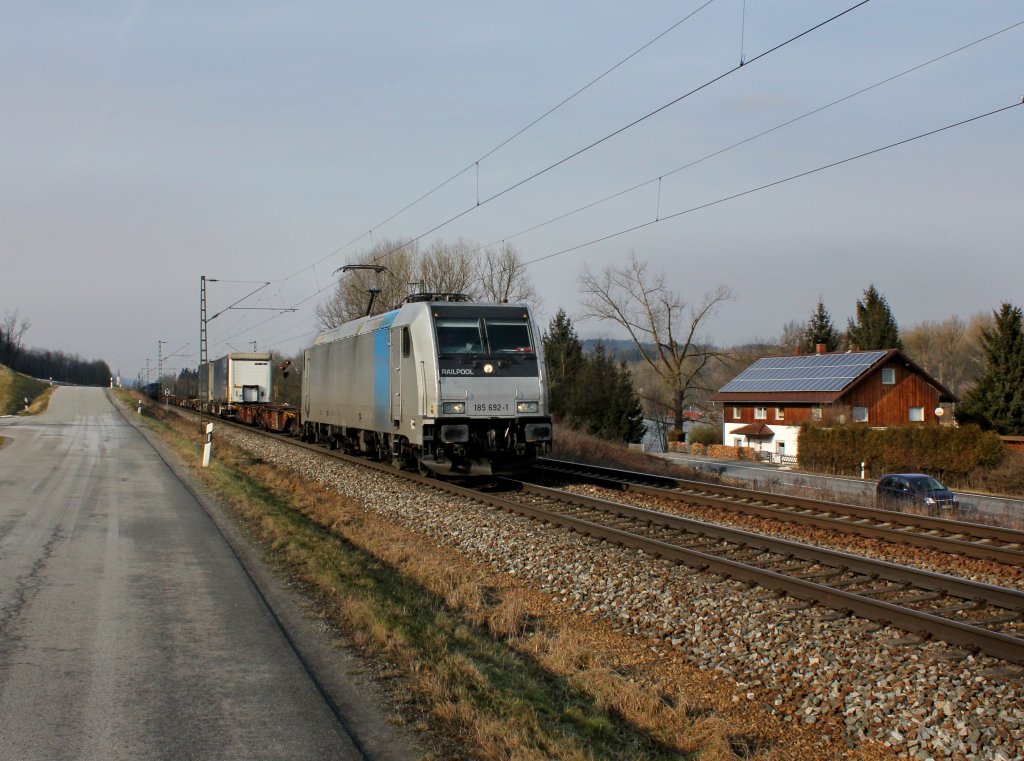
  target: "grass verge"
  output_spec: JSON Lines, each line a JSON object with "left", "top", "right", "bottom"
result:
{"left": 124, "top": 395, "right": 735, "bottom": 760}
{"left": 0, "top": 364, "right": 51, "bottom": 416}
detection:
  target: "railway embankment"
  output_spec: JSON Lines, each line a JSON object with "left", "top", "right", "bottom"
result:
{"left": 137, "top": 395, "right": 1024, "bottom": 760}
{"left": 0, "top": 363, "right": 51, "bottom": 416}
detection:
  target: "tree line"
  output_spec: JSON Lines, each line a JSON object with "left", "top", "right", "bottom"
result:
{"left": 776, "top": 288, "right": 1024, "bottom": 435}
{"left": 1, "top": 310, "right": 112, "bottom": 386}
{"left": 312, "top": 242, "right": 1024, "bottom": 441}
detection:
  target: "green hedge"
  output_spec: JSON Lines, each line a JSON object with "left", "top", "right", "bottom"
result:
{"left": 797, "top": 423, "right": 1005, "bottom": 481}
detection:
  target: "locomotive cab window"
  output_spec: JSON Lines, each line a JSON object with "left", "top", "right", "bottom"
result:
{"left": 436, "top": 319, "right": 483, "bottom": 354}
{"left": 484, "top": 319, "right": 533, "bottom": 354}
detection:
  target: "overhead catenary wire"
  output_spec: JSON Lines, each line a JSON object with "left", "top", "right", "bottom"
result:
{"left": 220, "top": 0, "right": 871, "bottom": 353}
{"left": 368, "top": 0, "right": 873, "bottom": 265}
{"left": 523, "top": 100, "right": 1023, "bottom": 267}
{"left": 272, "top": 0, "right": 721, "bottom": 286}
{"left": 237, "top": 99, "right": 1024, "bottom": 357}
{"left": 224, "top": 4, "right": 1018, "bottom": 358}
{"left": 474, "top": 17, "right": 1024, "bottom": 252}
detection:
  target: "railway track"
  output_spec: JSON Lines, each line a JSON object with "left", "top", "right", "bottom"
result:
{"left": 168, "top": 407, "right": 1024, "bottom": 665}
{"left": 533, "top": 458, "right": 1024, "bottom": 565}
{"left": 484, "top": 478, "right": 1024, "bottom": 666}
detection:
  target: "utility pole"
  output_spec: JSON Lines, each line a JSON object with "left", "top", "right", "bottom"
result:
{"left": 200, "top": 276, "right": 208, "bottom": 433}
{"left": 158, "top": 340, "right": 166, "bottom": 391}
{"left": 198, "top": 275, "right": 294, "bottom": 438}
{"left": 200, "top": 277, "right": 208, "bottom": 398}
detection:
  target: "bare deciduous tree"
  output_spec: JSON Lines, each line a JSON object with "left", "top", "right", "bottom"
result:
{"left": 579, "top": 252, "right": 732, "bottom": 432}
{"left": 0, "top": 309, "right": 31, "bottom": 366}
{"left": 776, "top": 319, "right": 806, "bottom": 354}
{"left": 314, "top": 239, "right": 420, "bottom": 330}
{"left": 478, "top": 243, "right": 538, "bottom": 305}
{"left": 902, "top": 313, "right": 990, "bottom": 397}
{"left": 419, "top": 238, "right": 479, "bottom": 298}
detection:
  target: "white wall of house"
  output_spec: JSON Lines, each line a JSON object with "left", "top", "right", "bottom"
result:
{"left": 722, "top": 421, "right": 802, "bottom": 459}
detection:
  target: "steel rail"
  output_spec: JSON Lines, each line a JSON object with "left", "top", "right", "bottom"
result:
{"left": 534, "top": 458, "right": 1024, "bottom": 565}
{"left": 490, "top": 480, "right": 1024, "bottom": 665}
{"left": 163, "top": 406, "right": 1024, "bottom": 664}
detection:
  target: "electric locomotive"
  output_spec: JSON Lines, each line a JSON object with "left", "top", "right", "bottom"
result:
{"left": 301, "top": 294, "right": 552, "bottom": 476}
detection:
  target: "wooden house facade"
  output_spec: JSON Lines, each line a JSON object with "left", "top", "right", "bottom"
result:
{"left": 710, "top": 349, "right": 958, "bottom": 459}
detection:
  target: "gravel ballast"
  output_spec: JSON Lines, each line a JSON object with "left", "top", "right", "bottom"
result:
{"left": 218, "top": 426, "right": 1024, "bottom": 760}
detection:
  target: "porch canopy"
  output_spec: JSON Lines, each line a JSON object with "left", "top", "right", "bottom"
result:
{"left": 730, "top": 423, "right": 774, "bottom": 438}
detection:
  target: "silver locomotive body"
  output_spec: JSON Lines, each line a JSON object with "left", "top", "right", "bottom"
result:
{"left": 301, "top": 300, "right": 552, "bottom": 475}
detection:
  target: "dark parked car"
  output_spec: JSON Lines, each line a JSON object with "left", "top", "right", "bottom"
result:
{"left": 876, "top": 473, "right": 958, "bottom": 514}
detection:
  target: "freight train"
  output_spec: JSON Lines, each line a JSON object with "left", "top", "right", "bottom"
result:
{"left": 187, "top": 295, "right": 552, "bottom": 476}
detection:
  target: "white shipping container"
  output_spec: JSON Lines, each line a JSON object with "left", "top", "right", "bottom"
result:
{"left": 203, "top": 353, "right": 272, "bottom": 405}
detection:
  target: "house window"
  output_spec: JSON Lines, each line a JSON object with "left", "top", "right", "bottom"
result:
{"left": 754, "top": 407, "right": 767, "bottom": 420}
{"left": 733, "top": 437, "right": 742, "bottom": 447}
{"left": 812, "top": 406, "right": 822, "bottom": 421}
{"left": 909, "top": 406, "right": 924, "bottom": 422}
{"left": 774, "top": 407, "right": 785, "bottom": 420}
{"left": 881, "top": 367, "right": 895, "bottom": 385}
{"left": 852, "top": 406, "right": 869, "bottom": 423}
{"left": 732, "top": 407, "right": 741, "bottom": 420}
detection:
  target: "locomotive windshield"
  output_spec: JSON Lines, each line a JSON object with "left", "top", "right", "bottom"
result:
{"left": 485, "top": 320, "right": 533, "bottom": 353}
{"left": 436, "top": 319, "right": 483, "bottom": 354}
{"left": 435, "top": 317, "right": 534, "bottom": 355}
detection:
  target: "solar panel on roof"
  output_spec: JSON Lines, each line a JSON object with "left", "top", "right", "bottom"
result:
{"left": 719, "top": 350, "right": 887, "bottom": 394}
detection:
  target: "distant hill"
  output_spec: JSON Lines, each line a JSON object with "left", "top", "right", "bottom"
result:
{"left": 580, "top": 337, "right": 731, "bottom": 364}
{"left": 580, "top": 338, "right": 646, "bottom": 362}
{"left": 0, "top": 364, "right": 49, "bottom": 416}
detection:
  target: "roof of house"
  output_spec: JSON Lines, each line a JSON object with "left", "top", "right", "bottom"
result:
{"left": 710, "top": 349, "right": 957, "bottom": 404}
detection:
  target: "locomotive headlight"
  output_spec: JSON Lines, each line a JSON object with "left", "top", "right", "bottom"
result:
{"left": 483, "top": 363, "right": 495, "bottom": 374}
{"left": 442, "top": 401, "right": 466, "bottom": 414}
{"left": 516, "top": 401, "right": 539, "bottom": 414}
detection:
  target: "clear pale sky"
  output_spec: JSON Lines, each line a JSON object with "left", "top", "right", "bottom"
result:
{"left": 2, "top": 1, "right": 1021, "bottom": 383}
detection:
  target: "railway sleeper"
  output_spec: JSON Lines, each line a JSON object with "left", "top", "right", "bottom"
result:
{"left": 852, "top": 582, "right": 912, "bottom": 598}
{"left": 970, "top": 613, "right": 1023, "bottom": 627}
{"left": 791, "top": 567, "right": 849, "bottom": 581}
{"left": 889, "top": 591, "right": 943, "bottom": 605}
{"left": 925, "top": 600, "right": 985, "bottom": 615}
{"left": 827, "top": 574, "right": 878, "bottom": 590}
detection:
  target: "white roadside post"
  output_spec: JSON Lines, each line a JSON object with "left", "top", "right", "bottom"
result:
{"left": 137, "top": 398, "right": 142, "bottom": 414}
{"left": 861, "top": 461, "right": 866, "bottom": 480}
{"left": 202, "top": 423, "right": 214, "bottom": 467}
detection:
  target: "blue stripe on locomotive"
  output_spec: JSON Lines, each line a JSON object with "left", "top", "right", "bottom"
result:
{"left": 374, "top": 311, "right": 398, "bottom": 428}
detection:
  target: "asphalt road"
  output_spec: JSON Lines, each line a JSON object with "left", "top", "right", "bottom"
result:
{"left": 0, "top": 388, "right": 403, "bottom": 760}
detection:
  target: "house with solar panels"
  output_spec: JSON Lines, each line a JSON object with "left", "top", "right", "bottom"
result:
{"left": 710, "top": 348, "right": 958, "bottom": 461}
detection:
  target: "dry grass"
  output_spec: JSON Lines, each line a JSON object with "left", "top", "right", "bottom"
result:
{"left": 0, "top": 364, "right": 51, "bottom": 416}
{"left": 25, "top": 385, "right": 56, "bottom": 415}
{"left": 126, "top": 397, "right": 897, "bottom": 761}
{"left": 551, "top": 425, "right": 717, "bottom": 482}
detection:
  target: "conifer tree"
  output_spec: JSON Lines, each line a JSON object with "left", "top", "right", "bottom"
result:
{"left": 570, "top": 342, "right": 613, "bottom": 436}
{"left": 542, "top": 309, "right": 583, "bottom": 422}
{"left": 603, "top": 360, "right": 646, "bottom": 443}
{"left": 956, "top": 303, "right": 1024, "bottom": 435}
{"left": 847, "top": 285, "right": 902, "bottom": 350}
{"left": 801, "top": 299, "right": 840, "bottom": 353}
